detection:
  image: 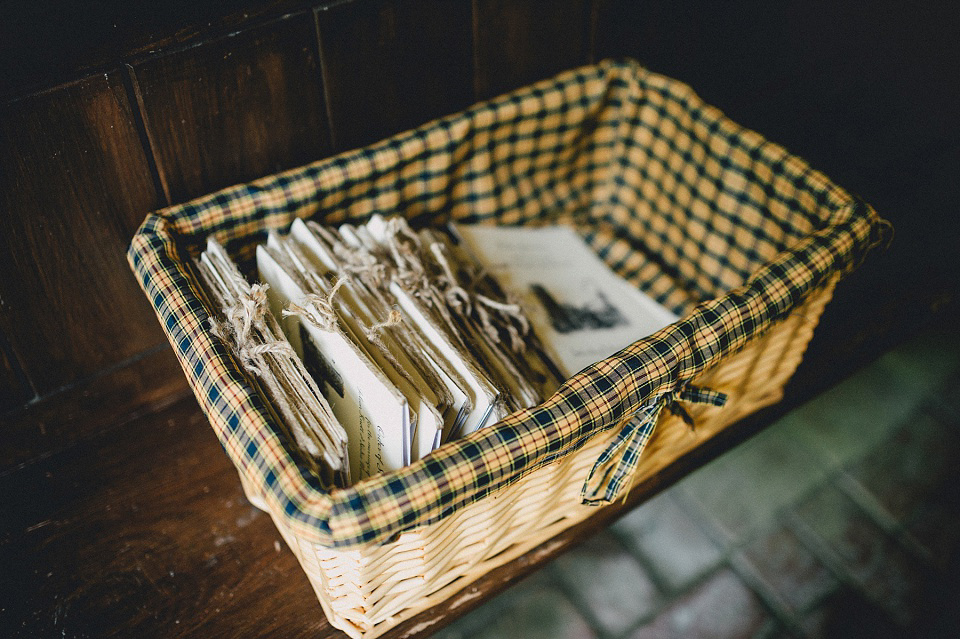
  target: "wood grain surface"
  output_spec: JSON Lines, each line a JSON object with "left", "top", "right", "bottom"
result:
{"left": 0, "top": 71, "right": 165, "bottom": 396}
{"left": 0, "top": 397, "right": 331, "bottom": 639}
{"left": 316, "top": 0, "right": 474, "bottom": 152}
{"left": 0, "top": 0, "right": 315, "bottom": 100}
{"left": 0, "top": 332, "right": 31, "bottom": 413}
{"left": 131, "top": 12, "right": 332, "bottom": 205}
{"left": 0, "top": 347, "right": 191, "bottom": 471}
{"left": 472, "top": 0, "right": 593, "bottom": 99}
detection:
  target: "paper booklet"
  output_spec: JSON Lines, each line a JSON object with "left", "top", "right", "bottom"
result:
{"left": 194, "top": 239, "right": 350, "bottom": 489}
{"left": 451, "top": 224, "right": 679, "bottom": 377}
{"left": 195, "top": 217, "right": 669, "bottom": 488}
{"left": 257, "top": 241, "right": 410, "bottom": 483}
{"left": 270, "top": 229, "right": 448, "bottom": 465}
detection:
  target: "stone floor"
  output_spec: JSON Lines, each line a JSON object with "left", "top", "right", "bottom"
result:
{"left": 431, "top": 326, "right": 960, "bottom": 639}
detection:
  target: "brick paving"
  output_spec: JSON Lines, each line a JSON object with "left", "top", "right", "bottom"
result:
{"left": 611, "top": 493, "right": 724, "bottom": 594}
{"left": 433, "top": 326, "right": 960, "bottom": 639}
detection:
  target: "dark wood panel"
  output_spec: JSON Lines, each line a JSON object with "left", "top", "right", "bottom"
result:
{"left": 0, "top": 332, "right": 32, "bottom": 413}
{"left": 0, "top": 0, "right": 315, "bottom": 100}
{"left": 473, "top": 0, "right": 592, "bottom": 99}
{"left": 316, "top": 0, "right": 474, "bottom": 152}
{"left": 0, "top": 71, "right": 166, "bottom": 396}
{"left": 593, "top": 0, "right": 787, "bottom": 111}
{"left": 132, "top": 13, "right": 332, "bottom": 204}
{"left": 0, "top": 347, "right": 191, "bottom": 472}
{"left": 593, "top": 0, "right": 960, "bottom": 159}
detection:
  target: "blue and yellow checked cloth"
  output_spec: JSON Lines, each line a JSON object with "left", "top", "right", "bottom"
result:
{"left": 129, "top": 59, "right": 890, "bottom": 548}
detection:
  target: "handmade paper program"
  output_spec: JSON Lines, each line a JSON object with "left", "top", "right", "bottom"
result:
{"left": 453, "top": 225, "right": 679, "bottom": 377}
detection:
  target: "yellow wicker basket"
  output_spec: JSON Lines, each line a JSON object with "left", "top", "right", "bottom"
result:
{"left": 129, "top": 60, "right": 889, "bottom": 638}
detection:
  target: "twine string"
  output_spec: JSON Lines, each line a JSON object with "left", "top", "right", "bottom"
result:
{"left": 429, "top": 242, "right": 472, "bottom": 314}
{"left": 333, "top": 242, "right": 388, "bottom": 288}
{"left": 361, "top": 309, "right": 404, "bottom": 347}
{"left": 283, "top": 277, "right": 346, "bottom": 332}
{"left": 210, "top": 282, "right": 295, "bottom": 376}
{"left": 475, "top": 293, "right": 530, "bottom": 353}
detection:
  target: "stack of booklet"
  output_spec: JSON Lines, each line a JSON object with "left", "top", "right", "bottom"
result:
{"left": 195, "top": 217, "right": 677, "bottom": 488}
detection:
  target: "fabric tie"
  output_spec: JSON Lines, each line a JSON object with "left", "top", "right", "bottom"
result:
{"left": 580, "top": 383, "right": 728, "bottom": 505}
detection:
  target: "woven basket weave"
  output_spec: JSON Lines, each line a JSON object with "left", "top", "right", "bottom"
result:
{"left": 129, "top": 60, "right": 889, "bottom": 638}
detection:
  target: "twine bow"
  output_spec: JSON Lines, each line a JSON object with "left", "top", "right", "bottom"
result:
{"left": 361, "top": 309, "right": 404, "bottom": 347}
{"left": 580, "top": 383, "right": 728, "bottom": 505}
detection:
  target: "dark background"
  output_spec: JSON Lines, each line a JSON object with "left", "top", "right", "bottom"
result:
{"left": 1, "top": 0, "right": 957, "bottom": 497}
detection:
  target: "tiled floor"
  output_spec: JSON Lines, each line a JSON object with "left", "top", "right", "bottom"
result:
{"left": 432, "top": 326, "right": 960, "bottom": 639}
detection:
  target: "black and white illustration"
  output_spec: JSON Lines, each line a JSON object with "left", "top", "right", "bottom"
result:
{"left": 529, "top": 283, "right": 628, "bottom": 334}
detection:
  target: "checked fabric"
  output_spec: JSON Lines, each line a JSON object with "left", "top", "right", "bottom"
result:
{"left": 129, "top": 59, "right": 890, "bottom": 548}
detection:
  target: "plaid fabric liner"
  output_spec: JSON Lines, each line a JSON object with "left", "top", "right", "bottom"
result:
{"left": 129, "top": 59, "right": 890, "bottom": 548}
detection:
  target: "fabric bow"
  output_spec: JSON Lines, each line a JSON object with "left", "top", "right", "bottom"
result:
{"left": 580, "top": 383, "right": 728, "bottom": 505}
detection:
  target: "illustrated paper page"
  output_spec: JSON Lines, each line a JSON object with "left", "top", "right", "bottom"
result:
{"left": 454, "top": 225, "right": 679, "bottom": 377}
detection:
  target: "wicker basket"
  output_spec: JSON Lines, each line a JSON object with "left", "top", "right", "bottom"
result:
{"left": 129, "top": 60, "right": 889, "bottom": 638}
